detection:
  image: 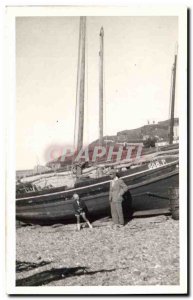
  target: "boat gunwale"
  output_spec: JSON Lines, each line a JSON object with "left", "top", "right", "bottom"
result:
{"left": 16, "top": 168, "right": 178, "bottom": 213}
{"left": 16, "top": 159, "right": 179, "bottom": 201}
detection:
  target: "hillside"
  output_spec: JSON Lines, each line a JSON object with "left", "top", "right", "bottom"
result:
{"left": 47, "top": 118, "right": 179, "bottom": 168}
{"left": 90, "top": 118, "right": 179, "bottom": 146}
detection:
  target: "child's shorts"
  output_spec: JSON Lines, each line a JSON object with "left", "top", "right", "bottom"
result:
{"left": 75, "top": 211, "right": 85, "bottom": 217}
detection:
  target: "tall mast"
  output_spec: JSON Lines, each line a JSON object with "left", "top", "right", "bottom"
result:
{"left": 77, "top": 17, "right": 86, "bottom": 153}
{"left": 99, "top": 27, "right": 104, "bottom": 146}
{"left": 169, "top": 48, "right": 177, "bottom": 145}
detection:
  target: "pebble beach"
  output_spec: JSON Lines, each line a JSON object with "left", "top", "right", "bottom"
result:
{"left": 16, "top": 215, "right": 179, "bottom": 287}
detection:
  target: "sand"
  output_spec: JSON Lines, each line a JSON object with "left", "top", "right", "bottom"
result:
{"left": 16, "top": 215, "right": 179, "bottom": 286}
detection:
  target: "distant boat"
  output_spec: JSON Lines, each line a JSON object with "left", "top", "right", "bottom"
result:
{"left": 16, "top": 17, "right": 179, "bottom": 225}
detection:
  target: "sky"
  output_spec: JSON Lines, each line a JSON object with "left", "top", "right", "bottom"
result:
{"left": 16, "top": 16, "right": 178, "bottom": 170}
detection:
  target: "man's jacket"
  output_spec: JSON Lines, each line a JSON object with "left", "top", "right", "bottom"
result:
{"left": 109, "top": 178, "right": 128, "bottom": 202}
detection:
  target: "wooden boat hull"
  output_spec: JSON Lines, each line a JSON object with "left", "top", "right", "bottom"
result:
{"left": 16, "top": 157, "right": 179, "bottom": 225}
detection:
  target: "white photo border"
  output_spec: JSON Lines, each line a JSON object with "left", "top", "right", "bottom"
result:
{"left": 5, "top": 4, "right": 188, "bottom": 295}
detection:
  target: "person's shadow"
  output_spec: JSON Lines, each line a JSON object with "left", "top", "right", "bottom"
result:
{"left": 16, "top": 264, "right": 131, "bottom": 286}
{"left": 16, "top": 260, "right": 51, "bottom": 273}
{"left": 122, "top": 190, "right": 133, "bottom": 224}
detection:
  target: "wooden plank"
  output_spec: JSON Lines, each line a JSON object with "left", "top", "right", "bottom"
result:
{"left": 133, "top": 208, "right": 171, "bottom": 217}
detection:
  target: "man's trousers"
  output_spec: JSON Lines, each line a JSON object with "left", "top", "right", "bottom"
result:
{"left": 110, "top": 200, "right": 124, "bottom": 225}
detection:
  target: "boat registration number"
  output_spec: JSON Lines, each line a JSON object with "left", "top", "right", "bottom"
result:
{"left": 148, "top": 159, "right": 167, "bottom": 170}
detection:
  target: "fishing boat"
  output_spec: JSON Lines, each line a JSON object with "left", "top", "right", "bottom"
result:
{"left": 16, "top": 17, "right": 179, "bottom": 225}
{"left": 16, "top": 154, "right": 178, "bottom": 225}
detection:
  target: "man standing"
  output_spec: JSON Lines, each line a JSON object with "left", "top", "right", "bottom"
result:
{"left": 109, "top": 170, "right": 128, "bottom": 226}
{"left": 72, "top": 193, "right": 93, "bottom": 231}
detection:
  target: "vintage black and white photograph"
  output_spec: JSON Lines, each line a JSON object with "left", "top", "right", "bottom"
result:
{"left": 5, "top": 5, "right": 187, "bottom": 295}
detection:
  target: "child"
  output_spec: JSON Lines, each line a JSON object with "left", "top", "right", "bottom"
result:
{"left": 72, "top": 193, "right": 93, "bottom": 231}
